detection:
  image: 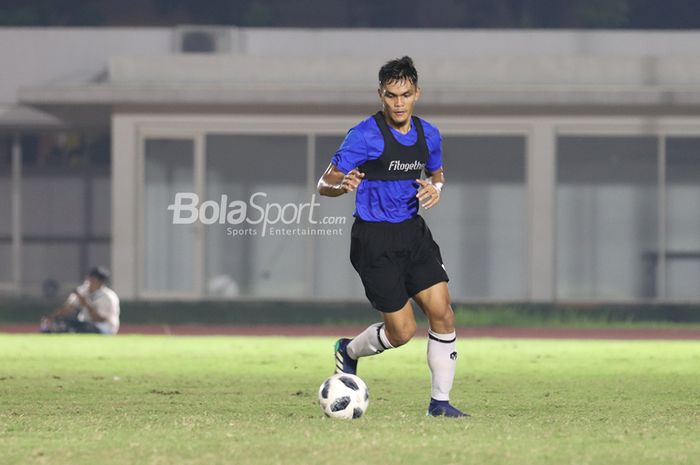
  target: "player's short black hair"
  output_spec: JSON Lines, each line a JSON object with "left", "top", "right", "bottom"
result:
{"left": 88, "top": 266, "right": 110, "bottom": 282}
{"left": 378, "top": 56, "right": 418, "bottom": 88}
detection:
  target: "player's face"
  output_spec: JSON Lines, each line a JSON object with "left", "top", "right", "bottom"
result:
{"left": 87, "top": 277, "right": 102, "bottom": 293}
{"left": 378, "top": 79, "right": 420, "bottom": 131}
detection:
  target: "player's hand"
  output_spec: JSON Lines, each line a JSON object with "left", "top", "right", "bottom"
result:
{"left": 341, "top": 169, "right": 365, "bottom": 193}
{"left": 415, "top": 179, "right": 441, "bottom": 209}
{"left": 74, "top": 289, "right": 88, "bottom": 305}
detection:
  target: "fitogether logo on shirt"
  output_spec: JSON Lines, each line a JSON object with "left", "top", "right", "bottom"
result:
{"left": 388, "top": 160, "right": 425, "bottom": 172}
{"left": 167, "top": 192, "right": 346, "bottom": 237}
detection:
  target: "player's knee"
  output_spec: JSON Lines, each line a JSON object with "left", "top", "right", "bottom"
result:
{"left": 440, "top": 305, "right": 455, "bottom": 326}
{"left": 386, "top": 321, "right": 416, "bottom": 347}
{"left": 429, "top": 304, "right": 454, "bottom": 333}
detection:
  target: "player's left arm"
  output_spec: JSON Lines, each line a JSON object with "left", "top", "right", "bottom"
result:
{"left": 416, "top": 122, "right": 444, "bottom": 209}
{"left": 416, "top": 167, "right": 444, "bottom": 209}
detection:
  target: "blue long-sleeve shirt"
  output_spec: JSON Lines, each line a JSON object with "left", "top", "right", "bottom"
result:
{"left": 331, "top": 115, "right": 443, "bottom": 222}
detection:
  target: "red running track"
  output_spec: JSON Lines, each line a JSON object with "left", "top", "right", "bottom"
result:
{"left": 2, "top": 323, "right": 700, "bottom": 340}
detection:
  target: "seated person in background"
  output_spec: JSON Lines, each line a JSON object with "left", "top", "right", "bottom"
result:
{"left": 40, "top": 266, "right": 120, "bottom": 335}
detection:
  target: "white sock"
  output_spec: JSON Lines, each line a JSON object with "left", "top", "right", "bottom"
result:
{"left": 427, "top": 329, "right": 457, "bottom": 401}
{"left": 347, "top": 323, "right": 394, "bottom": 359}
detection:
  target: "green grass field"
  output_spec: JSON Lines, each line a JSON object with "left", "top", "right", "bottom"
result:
{"left": 1, "top": 334, "right": 699, "bottom": 465}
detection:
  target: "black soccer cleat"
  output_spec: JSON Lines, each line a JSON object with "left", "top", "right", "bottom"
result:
{"left": 334, "top": 338, "right": 358, "bottom": 375}
{"left": 426, "top": 398, "right": 469, "bottom": 418}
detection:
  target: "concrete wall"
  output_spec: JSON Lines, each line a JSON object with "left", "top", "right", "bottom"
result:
{"left": 0, "top": 28, "right": 170, "bottom": 104}
{"left": 5, "top": 27, "right": 700, "bottom": 106}
{"left": 108, "top": 54, "right": 700, "bottom": 87}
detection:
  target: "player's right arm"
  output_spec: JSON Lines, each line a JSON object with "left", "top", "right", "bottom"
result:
{"left": 317, "top": 164, "right": 365, "bottom": 197}
{"left": 318, "top": 125, "right": 369, "bottom": 197}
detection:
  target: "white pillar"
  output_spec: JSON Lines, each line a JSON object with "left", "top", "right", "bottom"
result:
{"left": 527, "top": 122, "right": 556, "bottom": 301}
{"left": 111, "top": 114, "right": 138, "bottom": 299}
{"left": 304, "top": 133, "right": 316, "bottom": 298}
{"left": 656, "top": 134, "right": 667, "bottom": 300}
{"left": 11, "top": 134, "right": 22, "bottom": 295}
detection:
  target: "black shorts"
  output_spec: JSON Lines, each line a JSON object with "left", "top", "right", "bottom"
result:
{"left": 350, "top": 215, "right": 449, "bottom": 313}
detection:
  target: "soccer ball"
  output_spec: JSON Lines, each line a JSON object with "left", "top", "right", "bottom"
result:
{"left": 318, "top": 374, "right": 369, "bottom": 419}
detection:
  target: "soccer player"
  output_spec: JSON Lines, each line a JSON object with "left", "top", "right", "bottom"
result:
{"left": 317, "top": 56, "right": 467, "bottom": 417}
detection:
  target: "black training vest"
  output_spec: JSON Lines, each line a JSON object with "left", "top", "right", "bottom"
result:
{"left": 359, "top": 111, "right": 429, "bottom": 181}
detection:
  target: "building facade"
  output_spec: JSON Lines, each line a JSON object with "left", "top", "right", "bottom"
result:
{"left": 2, "top": 27, "right": 700, "bottom": 302}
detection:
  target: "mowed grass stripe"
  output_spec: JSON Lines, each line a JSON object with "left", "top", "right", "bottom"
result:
{"left": 0, "top": 335, "right": 699, "bottom": 465}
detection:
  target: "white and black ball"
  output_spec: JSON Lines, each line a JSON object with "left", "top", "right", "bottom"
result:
{"left": 318, "top": 374, "right": 369, "bottom": 419}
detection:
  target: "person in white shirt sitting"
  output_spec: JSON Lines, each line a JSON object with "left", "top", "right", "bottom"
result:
{"left": 40, "top": 266, "right": 120, "bottom": 335}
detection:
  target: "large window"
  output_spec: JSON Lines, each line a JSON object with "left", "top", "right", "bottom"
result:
{"left": 312, "top": 134, "right": 528, "bottom": 301}
{"left": 143, "top": 139, "right": 195, "bottom": 293}
{"left": 425, "top": 136, "right": 527, "bottom": 300}
{"left": 665, "top": 137, "right": 700, "bottom": 300}
{"left": 205, "top": 135, "right": 308, "bottom": 298}
{"left": 556, "top": 136, "right": 658, "bottom": 300}
{"left": 0, "top": 132, "right": 110, "bottom": 296}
